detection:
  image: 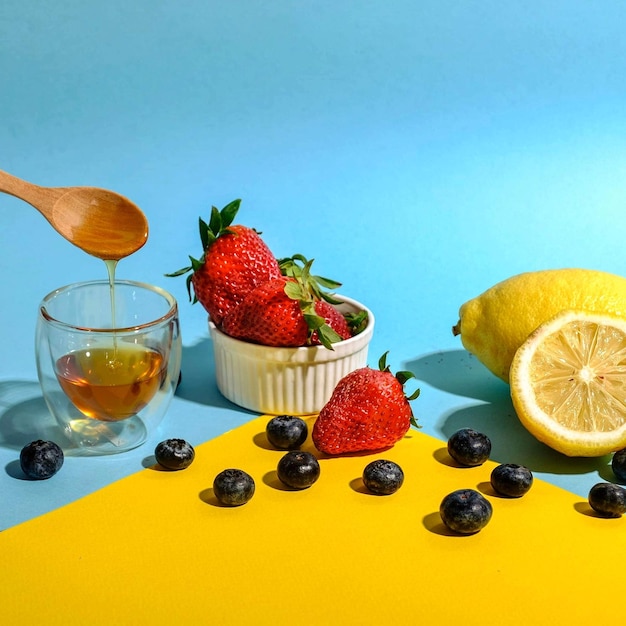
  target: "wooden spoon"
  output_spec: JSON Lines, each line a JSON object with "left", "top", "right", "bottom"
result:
{"left": 0, "top": 169, "right": 148, "bottom": 260}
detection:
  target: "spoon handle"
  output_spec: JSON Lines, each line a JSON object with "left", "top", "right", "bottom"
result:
{"left": 0, "top": 169, "right": 63, "bottom": 216}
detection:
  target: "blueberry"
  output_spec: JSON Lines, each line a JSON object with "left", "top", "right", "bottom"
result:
{"left": 277, "top": 451, "right": 320, "bottom": 489}
{"left": 213, "top": 469, "right": 256, "bottom": 506}
{"left": 266, "top": 415, "right": 308, "bottom": 450}
{"left": 490, "top": 463, "right": 533, "bottom": 497}
{"left": 440, "top": 489, "right": 493, "bottom": 534}
{"left": 20, "top": 440, "right": 64, "bottom": 480}
{"left": 611, "top": 448, "right": 626, "bottom": 484}
{"left": 447, "top": 428, "right": 491, "bottom": 466}
{"left": 588, "top": 482, "right": 626, "bottom": 518}
{"left": 154, "top": 438, "right": 195, "bottom": 470}
{"left": 362, "top": 459, "right": 404, "bottom": 495}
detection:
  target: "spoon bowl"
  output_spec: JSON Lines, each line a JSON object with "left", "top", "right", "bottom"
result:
{"left": 0, "top": 169, "right": 148, "bottom": 260}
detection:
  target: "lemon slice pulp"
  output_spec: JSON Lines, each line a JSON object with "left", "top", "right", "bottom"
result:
{"left": 510, "top": 310, "right": 626, "bottom": 457}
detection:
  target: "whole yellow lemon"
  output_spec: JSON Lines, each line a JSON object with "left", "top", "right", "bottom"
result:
{"left": 453, "top": 269, "right": 626, "bottom": 382}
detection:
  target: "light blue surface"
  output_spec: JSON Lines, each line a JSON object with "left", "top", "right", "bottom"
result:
{"left": 2, "top": 0, "right": 626, "bottom": 530}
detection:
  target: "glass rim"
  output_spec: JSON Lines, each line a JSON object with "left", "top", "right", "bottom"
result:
{"left": 39, "top": 279, "right": 178, "bottom": 334}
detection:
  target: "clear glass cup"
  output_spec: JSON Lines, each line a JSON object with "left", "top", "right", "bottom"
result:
{"left": 36, "top": 279, "right": 181, "bottom": 455}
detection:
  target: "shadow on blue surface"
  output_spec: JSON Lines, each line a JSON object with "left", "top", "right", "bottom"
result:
{"left": 407, "top": 349, "right": 509, "bottom": 403}
{"left": 407, "top": 349, "right": 608, "bottom": 477}
{"left": 175, "top": 337, "right": 254, "bottom": 416}
{"left": 0, "top": 380, "right": 68, "bottom": 452}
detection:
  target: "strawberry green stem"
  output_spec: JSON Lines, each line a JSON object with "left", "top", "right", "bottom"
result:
{"left": 378, "top": 351, "right": 421, "bottom": 428}
{"left": 280, "top": 255, "right": 345, "bottom": 350}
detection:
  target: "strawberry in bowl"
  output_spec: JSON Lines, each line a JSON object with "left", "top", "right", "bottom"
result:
{"left": 166, "top": 199, "right": 282, "bottom": 326}
{"left": 168, "top": 200, "right": 374, "bottom": 415}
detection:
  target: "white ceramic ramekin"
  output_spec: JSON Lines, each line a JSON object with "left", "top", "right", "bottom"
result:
{"left": 208, "top": 295, "right": 374, "bottom": 415}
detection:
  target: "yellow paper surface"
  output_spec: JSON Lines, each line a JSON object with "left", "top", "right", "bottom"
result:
{"left": 2, "top": 415, "right": 624, "bottom": 625}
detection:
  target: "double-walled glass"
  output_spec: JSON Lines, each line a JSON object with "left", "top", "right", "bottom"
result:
{"left": 36, "top": 280, "right": 181, "bottom": 454}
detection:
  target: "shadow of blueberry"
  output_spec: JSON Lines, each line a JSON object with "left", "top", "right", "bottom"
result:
{"left": 252, "top": 431, "right": 275, "bottom": 451}
{"left": 476, "top": 481, "right": 500, "bottom": 498}
{"left": 142, "top": 455, "right": 161, "bottom": 470}
{"left": 349, "top": 477, "right": 370, "bottom": 494}
{"left": 422, "top": 511, "right": 466, "bottom": 536}
{"left": 433, "top": 447, "right": 454, "bottom": 466}
{"left": 262, "top": 469, "right": 295, "bottom": 491}
{"left": 433, "top": 446, "right": 485, "bottom": 469}
{"left": 597, "top": 463, "right": 622, "bottom": 485}
{"left": 199, "top": 487, "right": 223, "bottom": 507}
{"left": 573, "top": 501, "right": 599, "bottom": 517}
{"left": 5, "top": 459, "right": 27, "bottom": 480}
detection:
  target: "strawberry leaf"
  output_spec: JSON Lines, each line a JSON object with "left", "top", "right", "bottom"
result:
{"left": 319, "top": 291, "right": 344, "bottom": 305}
{"left": 278, "top": 255, "right": 349, "bottom": 350}
{"left": 278, "top": 255, "right": 342, "bottom": 302}
{"left": 315, "top": 324, "right": 343, "bottom": 350}
{"left": 407, "top": 388, "right": 421, "bottom": 401}
{"left": 284, "top": 280, "right": 305, "bottom": 301}
{"left": 375, "top": 352, "right": 421, "bottom": 428}
{"left": 185, "top": 273, "right": 196, "bottom": 303}
{"left": 207, "top": 206, "right": 221, "bottom": 239}
{"left": 302, "top": 312, "right": 325, "bottom": 331}
{"left": 189, "top": 256, "right": 204, "bottom": 272}
{"left": 346, "top": 310, "right": 368, "bottom": 335}
{"left": 165, "top": 265, "right": 192, "bottom": 277}
{"left": 315, "top": 276, "right": 342, "bottom": 290}
{"left": 280, "top": 253, "right": 308, "bottom": 267}
{"left": 220, "top": 199, "right": 241, "bottom": 228}
{"left": 164, "top": 254, "right": 202, "bottom": 280}
{"left": 302, "top": 312, "right": 342, "bottom": 350}
{"left": 396, "top": 370, "right": 416, "bottom": 385}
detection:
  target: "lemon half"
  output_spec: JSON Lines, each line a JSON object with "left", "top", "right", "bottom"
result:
{"left": 510, "top": 309, "right": 626, "bottom": 457}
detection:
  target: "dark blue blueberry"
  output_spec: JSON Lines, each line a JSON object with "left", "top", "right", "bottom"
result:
{"left": 447, "top": 428, "right": 491, "bottom": 466}
{"left": 277, "top": 451, "right": 320, "bottom": 489}
{"left": 490, "top": 463, "right": 533, "bottom": 497}
{"left": 266, "top": 415, "right": 308, "bottom": 450}
{"left": 213, "top": 469, "right": 255, "bottom": 506}
{"left": 611, "top": 449, "right": 626, "bottom": 484}
{"left": 155, "top": 438, "right": 195, "bottom": 470}
{"left": 588, "top": 482, "right": 626, "bottom": 518}
{"left": 440, "top": 489, "right": 493, "bottom": 534}
{"left": 362, "top": 459, "right": 404, "bottom": 495}
{"left": 20, "top": 440, "right": 64, "bottom": 480}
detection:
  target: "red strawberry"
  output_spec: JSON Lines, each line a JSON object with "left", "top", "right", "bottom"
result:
{"left": 312, "top": 301, "right": 351, "bottom": 344}
{"left": 223, "top": 281, "right": 356, "bottom": 347}
{"left": 312, "top": 353, "right": 420, "bottom": 455}
{"left": 222, "top": 277, "right": 309, "bottom": 346}
{"left": 223, "top": 256, "right": 364, "bottom": 349}
{"left": 167, "top": 200, "right": 281, "bottom": 325}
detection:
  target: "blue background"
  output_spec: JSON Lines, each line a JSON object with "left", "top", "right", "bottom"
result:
{"left": 1, "top": 0, "right": 626, "bottom": 529}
